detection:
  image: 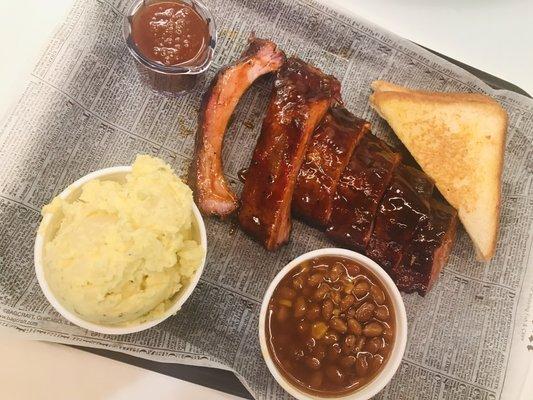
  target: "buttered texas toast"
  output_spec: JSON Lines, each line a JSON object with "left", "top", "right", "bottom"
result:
{"left": 370, "top": 80, "right": 507, "bottom": 261}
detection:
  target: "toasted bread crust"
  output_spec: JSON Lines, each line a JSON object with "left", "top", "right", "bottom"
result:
{"left": 371, "top": 80, "right": 501, "bottom": 105}
{"left": 370, "top": 81, "right": 507, "bottom": 261}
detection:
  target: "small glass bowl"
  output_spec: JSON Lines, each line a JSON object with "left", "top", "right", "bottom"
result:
{"left": 123, "top": 0, "right": 217, "bottom": 95}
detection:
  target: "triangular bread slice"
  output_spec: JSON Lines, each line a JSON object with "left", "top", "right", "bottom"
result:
{"left": 370, "top": 80, "right": 507, "bottom": 261}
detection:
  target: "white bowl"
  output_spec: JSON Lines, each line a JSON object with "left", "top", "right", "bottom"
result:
{"left": 259, "top": 248, "right": 407, "bottom": 400}
{"left": 34, "top": 166, "right": 207, "bottom": 335}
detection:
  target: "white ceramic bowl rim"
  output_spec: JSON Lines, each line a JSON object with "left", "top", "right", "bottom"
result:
{"left": 34, "top": 166, "right": 207, "bottom": 335}
{"left": 259, "top": 248, "right": 407, "bottom": 400}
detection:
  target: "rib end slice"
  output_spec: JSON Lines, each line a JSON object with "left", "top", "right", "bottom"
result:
{"left": 191, "top": 38, "right": 286, "bottom": 217}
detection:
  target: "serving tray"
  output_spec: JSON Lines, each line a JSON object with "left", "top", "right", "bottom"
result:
{"left": 74, "top": 47, "right": 529, "bottom": 399}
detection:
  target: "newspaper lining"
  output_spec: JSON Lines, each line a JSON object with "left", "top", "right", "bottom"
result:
{"left": 0, "top": 0, "right": 532, "bottom": 398}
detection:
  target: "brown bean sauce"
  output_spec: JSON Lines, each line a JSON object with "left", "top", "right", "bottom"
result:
{"left": 265, "top": 256, "right": 395, "bottom": 396}
{"left": 131, "top": 1, "right": 209, "bottom": 66}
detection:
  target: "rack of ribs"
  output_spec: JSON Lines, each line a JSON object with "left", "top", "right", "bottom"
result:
{"left": 393, "top": 198, "right": 458, "bottom": 295}
{"left": 295, "top": 126, "right": 455, "bottom": 295}
{"left": 189, "top": 36, "right": 459, "bottom": 295}
{"left": 326, "top": 134, "right": 401, "bottom": 252}
{"left": 366, "top": 164, "right": 435, "bottom": 272}
{"left": 190, "top": 37, "right": 286, "bottom": 217}
{"left": 238, "top": 57, "right": 341, "bottom": 250}
{"left": 292, "top": 107, "right": 370, "bottom": 227}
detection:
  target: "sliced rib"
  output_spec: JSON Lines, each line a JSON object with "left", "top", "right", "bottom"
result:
{"left": 190, "top": 37, "right": 286, "bottom": 217}
{"left": 292, "top": 107, "right": 370, "bottom": 227}
{"left": 238, "top": 58, "right": 341, "bottom": 250}
{"left": 366, "top": 164, "right": 435, "bottom": 272}
{"left": 393, "top": 198, "right": 458, "bottom": 295}
{"left": 326, "top": 134, "right": 401, "bottom": 252}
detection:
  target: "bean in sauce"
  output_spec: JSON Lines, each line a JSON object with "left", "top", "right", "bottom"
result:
{"left": 266, "top": 256, "right": 395, "bottom": 396}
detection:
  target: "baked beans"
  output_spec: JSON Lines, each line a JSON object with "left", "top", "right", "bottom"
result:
{"left": 265, "top": 256, "right": 395, "bottom": 395}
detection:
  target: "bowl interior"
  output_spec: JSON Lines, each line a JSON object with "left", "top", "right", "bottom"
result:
{"left": 35, "top": 166, "right": 207, "bottom": 335}
{"left": 259, "top": 248, "right": 407, "bottom": 400}
{"left": 123, "top": 0, "right": 217, "bottom": 75}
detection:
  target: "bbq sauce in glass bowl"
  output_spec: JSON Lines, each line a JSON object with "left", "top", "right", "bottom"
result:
{"left": 131, "top": 1, "right": 209, "bottom": 67}
{"left": 124, "top": 0, "right": 216, "bottom": 94}
{"left": 265, "top": 256, "right": 395, "bottom": 396}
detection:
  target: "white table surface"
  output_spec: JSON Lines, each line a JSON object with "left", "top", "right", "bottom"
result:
{"left": 1, "top": 1, "right": 531, "bottom": 399}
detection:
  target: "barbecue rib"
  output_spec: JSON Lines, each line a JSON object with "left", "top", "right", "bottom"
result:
{"left": 189, "top": 37, "right": 459, "bottom": 295}
{"left": 190, "top": 37, "right": 286, "bottom": 217}
{"left": 326, "top": 134, "right": 401, "bottom": 252}
{"left": 309, "top": 128, "right": 456, "bottom": 296}
{"left": 393, "top": 198, "right": 457, "bottom": 295}
{"left": 238, "top": 58, "right": 341, "bottom": 250}
{"left": 366, "top": 164, "right": 435, "bottom": 272}
{"left": 292, "top": 107, "right": 369, "bottom": 227}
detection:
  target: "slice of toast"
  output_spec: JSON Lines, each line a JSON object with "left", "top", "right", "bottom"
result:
{"left": 370, "top": 80, "right": 507, "bottom": 261}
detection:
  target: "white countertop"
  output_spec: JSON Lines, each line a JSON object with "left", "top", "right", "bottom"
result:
{"left": 0, "top": 1, "right": 531, "bottom": 399}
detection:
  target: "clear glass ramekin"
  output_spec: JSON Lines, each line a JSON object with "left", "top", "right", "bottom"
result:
{"left": 123, "top": 0, "right": 217, "bottom": 95}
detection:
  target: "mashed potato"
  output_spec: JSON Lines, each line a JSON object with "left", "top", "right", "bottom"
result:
{"left": 42, "top": 155, "right": 204, "bottom": 326}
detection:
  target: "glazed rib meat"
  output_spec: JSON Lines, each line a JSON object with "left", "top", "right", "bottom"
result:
{"left": 393, "top": 198, "right": 457, "bottom": 295}
{"left": 326, "top": 134, "right": 401, "bottom": 252}
{"left": 190, "top": 37, "right": 286, "bottom": 217}
{"left": 366, "top": 165, "right": 435, "bottom": 272}
{"left": 238, "top": 58, "right": 341, "bottom": 250}
{"left": 292, "top": 107, "right": 370, "bottom": 227}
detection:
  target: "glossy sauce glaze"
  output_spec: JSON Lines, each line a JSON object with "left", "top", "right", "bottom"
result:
{"left": 131, "top": 1, "right": 209, "bottom": 66}
{"left": 326, "top": 134, "right": 401, "bottom": 252}
{"left": 394, "top": 198, "right": 457, "bottom": 295}
{"left": 189, "top": 38, "right": 285, "bottom": 216}
{"left": 238, "top": 58, "right": 340, "bottom": 250}
{"left": 366, "top": 164, "right": 434, "bottom": 272}
{"left": 237, "top": 167, "right": 248, "bottom": 183}
{"left": 266, "top": 256, "right": 395, "bottom": 396}
{"left": 292, "top": 107, "right": 369, "bottom": 228}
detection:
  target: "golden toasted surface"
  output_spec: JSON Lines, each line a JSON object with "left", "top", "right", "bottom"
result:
{"left": 370, "top": 81, "right": 507, "bottom": 261}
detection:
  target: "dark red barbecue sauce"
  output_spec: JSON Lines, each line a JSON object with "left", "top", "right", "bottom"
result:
{"left": 131, "top": 1, "right": 209, "bottom": 67}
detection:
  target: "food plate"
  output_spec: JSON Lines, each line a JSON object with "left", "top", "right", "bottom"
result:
{"left": 71, "top": 51, "right": 527, "bottom": 399}
{"left": 1, "top": 0, "right": 531, "bottom": 397}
